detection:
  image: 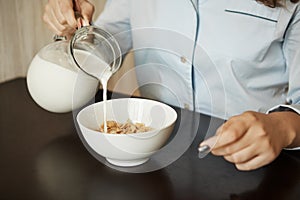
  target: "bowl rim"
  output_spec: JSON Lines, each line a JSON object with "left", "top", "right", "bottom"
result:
{"left": 77, "top": 97, "right": 178, "bottom": 136}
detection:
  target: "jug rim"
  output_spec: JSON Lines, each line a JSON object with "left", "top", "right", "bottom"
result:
{"left": 69, "top": 25, "right": 122, "bottom": 80}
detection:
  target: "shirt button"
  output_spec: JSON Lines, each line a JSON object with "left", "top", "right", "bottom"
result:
{"left": 180, "top": 56, "right": 187, "bottom": 63}
{"left": 184, "top": 103, "right": 190, "bottom": 110}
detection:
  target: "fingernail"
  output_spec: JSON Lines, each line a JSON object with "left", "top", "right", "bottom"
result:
{"left": 198, "top": 145, "right": 211, "bottom": 158}
{"left": 198, "top": 145, "right": 210, "bottom": 153}
{"left": 198, "top": 136, "right": 218, "bottom": 159}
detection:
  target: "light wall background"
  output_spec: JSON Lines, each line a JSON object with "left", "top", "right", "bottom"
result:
{"left": 0, "top": 0, "right": 138, "bottom": 95}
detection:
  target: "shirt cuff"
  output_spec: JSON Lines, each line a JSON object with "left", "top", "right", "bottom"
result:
{"left": 266, "top": 104, "right": 300, "bottom": 115}
{"left": 266, "top": 104, "right": 300, "bottom": 150}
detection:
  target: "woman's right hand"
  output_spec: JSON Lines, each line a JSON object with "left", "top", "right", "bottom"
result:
{"left": 43, "top": 0, "right": 94, "bottom": 37}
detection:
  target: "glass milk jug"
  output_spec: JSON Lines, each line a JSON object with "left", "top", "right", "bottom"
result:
{"left": 27, "top": 26, "right": 122, "bottom": 113}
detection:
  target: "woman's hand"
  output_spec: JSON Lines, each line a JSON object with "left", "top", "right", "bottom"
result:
{"left": 200, "top": 111, "right": 299, "bottom": 171}
{"left": 43, "top": 0, "right": 94, "bottom": 37}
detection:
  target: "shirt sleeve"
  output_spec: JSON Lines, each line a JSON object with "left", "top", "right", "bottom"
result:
{"left": 267, "top": 5, "right": 300, "bottom": 150}
{"left": 94, "top": 0, "right": 132, "bottom": 55}
{"left": 282, "top": 5, "right": 300, "bottom": 108}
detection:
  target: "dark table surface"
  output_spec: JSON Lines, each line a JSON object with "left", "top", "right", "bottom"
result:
{"left": 1, "top": 78, "right": 300, "bottom": 200}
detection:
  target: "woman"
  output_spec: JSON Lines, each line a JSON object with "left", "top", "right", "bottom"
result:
{"left": 43, "top": 0, "right": 300, "bottom": 171}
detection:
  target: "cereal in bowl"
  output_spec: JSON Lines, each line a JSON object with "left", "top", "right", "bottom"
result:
{"left": 100, "top": 120, "right": 153, "bottom": 134}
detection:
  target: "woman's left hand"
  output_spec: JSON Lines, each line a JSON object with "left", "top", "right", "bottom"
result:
{"left": 201, "top": 111, "right": 297, "bottom": 171}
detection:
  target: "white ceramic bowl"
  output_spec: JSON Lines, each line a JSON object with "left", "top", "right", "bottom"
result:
{"left": 77, "top": 98, "right": 177, "bottom": 167}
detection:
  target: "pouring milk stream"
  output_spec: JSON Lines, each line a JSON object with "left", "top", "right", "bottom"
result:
{"left": 76, "top": 50, "right": 113, "bottom": 132}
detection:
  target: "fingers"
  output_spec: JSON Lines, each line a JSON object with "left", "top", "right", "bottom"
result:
{"left": 198, "top": 115, "right": 249, "bottom": 158}
{"left": 220, "top": 138, "right": 278, "bottom": 171}
{"left": 229, "top": 146, "right": 277, "bottom": 171}
{"left": 212, "top": 130, "right": 269, "bottom": 171}
{"left": 75, "top": 0, "right": 95, "bottom": 25}
{"left": 43, "top": 0, "right": 94, "bottom": 36}
{"left": 43, "top": 0, "right": 76, "bottom": 36}
{"left": 53, "top": 0, "right": 76, "bottom": 27}
{"left": 43, "top": 9, "right": 62, "bottom": 35}
{"left": 57, "top": 1, "right": 77, "bottom": 28}
{"left": 223, "top": 144, "right": 257, "bottom": 164}
{"left": 45, "top": 6, "right": 73, "bottom": 36}
{"left": 204, "top": 111, "right": 283, "bottom": 171}
{"left": 199, "top": 115, "right": 249, "bottom": 152}
{"left": 212, "top": 122, "right": 260, "bottom": 156}
{"left": 212, "top": 115, "right": 249, "bottom": 149}
{"left": 235, "top": 153, "right": 275, "bottom": 171}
